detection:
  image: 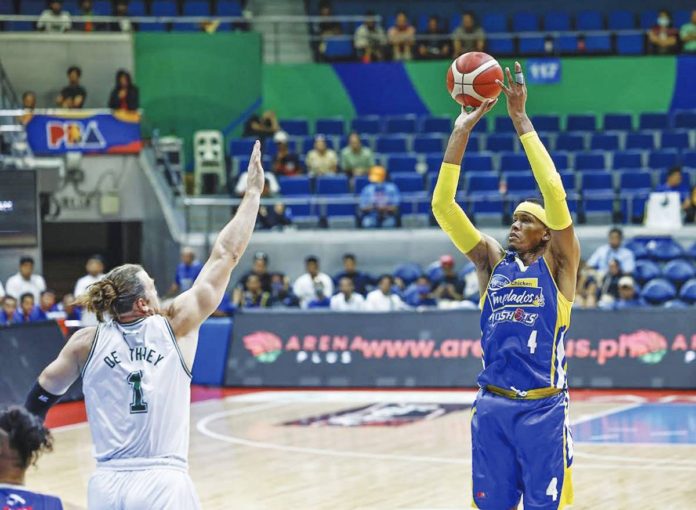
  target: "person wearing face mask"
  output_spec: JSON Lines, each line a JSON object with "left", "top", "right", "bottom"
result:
{"left": 648, "top": 10, "right": 679, "bottom": 55}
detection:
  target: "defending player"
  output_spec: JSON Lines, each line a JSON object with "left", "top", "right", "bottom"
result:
{"left": 432, "top": 62, "right": 580, "bottom": 509}
{"left": 23, "top": 142, "right": 266, "bottom": 509}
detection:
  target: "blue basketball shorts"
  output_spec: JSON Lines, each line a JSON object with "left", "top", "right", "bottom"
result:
{"left": 471, "top": 389, "right": 574, "bottom": 510}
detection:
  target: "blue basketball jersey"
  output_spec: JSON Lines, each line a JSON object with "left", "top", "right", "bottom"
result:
{"left": 0, "top": 485, "right": 63, "bottom": 510}
{"left": 478, "top": 251, "right": 572, "bottom": 397}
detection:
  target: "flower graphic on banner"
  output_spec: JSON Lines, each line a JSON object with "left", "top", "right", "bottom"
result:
{"left": 619, "top": 330, "right": 668, "bottom": 364}
{"left": 243, "top": 331, "right": 283, "bottom": 363}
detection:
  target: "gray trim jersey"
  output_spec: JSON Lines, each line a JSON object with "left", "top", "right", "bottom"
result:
{"left": 82, "top": 315, "right": 192, "bottom": 467}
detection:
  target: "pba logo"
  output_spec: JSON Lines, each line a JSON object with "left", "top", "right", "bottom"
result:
{"left": 243, "top": 331, "right": 283, "bottom": 363}
{"left": 46, "top": 120, "right": 106, "bottom": 149}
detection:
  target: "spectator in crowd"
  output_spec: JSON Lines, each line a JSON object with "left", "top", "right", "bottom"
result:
{"left": 574, "top": 273, "right": 598, "bottom": 310}
{"left": 0, "top": 281, "right": 4, "bottom": 299}
{"left": 598, "top": 259, "right": 624, "bottom": 304}
{"left": 315, "top": 3, "right": 343, "bottom": 60}
{"left": 59, "top": 293, "right": 82, "bottom": 321}
{"left": 648, "top": 10, "right": 679, "bottom": 55}
{"left": 656, "top": 166, "right": 691, "bottom": 201}
{"left": 330, "top": 277, "right": 366, "bottom": 311}
{"left": 307, "top": 280, "right": 331, "bottom": 309}
{"left": 75, "top": 0, "right": 96, "bottom": 32}
{"left": 365, "top": 275, "right": 407, "bottom": 311}
{"left": 306, "top": 135, "right": 338, "bottom": 176}
{"left": 168, "top": 247, "right": 203, "bottom": 295}
{"left": 22, "top": 91, "right": 36, "bottom": 111}
{"left": 417, "top": 15, "right": 450, "bottom": 60}
{"left": 14, "top": 293, "right": 46, "bottom": 323}
{"left": 609, "top": 276, "right": 645, "bottom": 310}
{"left": 110, "top": 0, "right": 133, "bottom": 32}
{"left": 212, "top": 292, "right": 235, "bottom": 317}
{"left": 235, "top": 173, "right": 280, "bottom": 197}
{"left": 270, "top": 273, "right": 298, "bottom": 307}
{"left": 340, "top": 132, "right": 375, "bottom": 178}
{"left": 683, "top": 185, "right": 696, "bottom": 223}
{"left": 354, "top": 11, "right": 388, "bottom": 62}
{"left": 38, "top": 290, "right": 61, "bottom": 320}
{"left": 0, "top": 296, "right": 18, "bottom": 326}
{"left": 243, "top": 110, "right": 280, "bottom": 142}
{"left": 37, "top": 0, "right": 72, "bottom": 33}
{"left": 405, "top": 275, "right": 437, "bottom": 308}
{"left": 359, "top": 165, "right": 400, "bottom": 228}
{"left": 586, "top": 227, "right": 635, "bottom": 275}
{"left": 388, "top": 12, "right": 416, "bottom": 61}
{"left": 272, "top": 131, "right": 303, "bottom": 176}
{"left": 432, "top": 255, "right": 465, "bottom": 303}
{"left": 5, "top": 257, "right": 46, "bottom": 303}
{"left": 232, "top": 274, "right": 273, "bottom": 308}
{"left": 108, "top": 70, "right": 139, "bottom": 111}
{"left": 237, "top": 252, "right": 273, "bottom": 293}
{"left": 257, "top": 202, "right": 293, "bottom": 231}
{"left": 333, "top": 253, "right": 372, "bottom": 295}
{"left": 56, "top": 66, "right": 87, "bottom": 109}
{"left": 451, "top": 12, "right": 485, "bottom": 56}
{"left": 681, "top": 10, "right": 696, "bottom": 53}
{"left": 73, "top": 255, "right": 105, "bottom": 299}
{"left": 293, "top": 256, "right": 334, "bottom": 308}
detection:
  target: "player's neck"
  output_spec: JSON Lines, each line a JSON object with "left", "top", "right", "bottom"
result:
{"left": 0, "top": 465, "right": 26, "bottom": 486}
{"left": 516, "top": 246, "right": 546, "bottom": 267}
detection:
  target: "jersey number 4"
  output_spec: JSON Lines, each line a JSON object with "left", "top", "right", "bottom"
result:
{"left": 127, "top": 370, "right": 148, "bottom": 414}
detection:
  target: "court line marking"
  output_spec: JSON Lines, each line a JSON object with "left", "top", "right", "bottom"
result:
{"left": 226, "top": 390, "right": 478, "bottom": 404}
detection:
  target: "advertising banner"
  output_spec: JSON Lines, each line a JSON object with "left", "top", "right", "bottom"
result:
{"left": 226, "top": 309, "right": 696, "bottom": 389}
{"left": 526, "top": 58, "right": 562, "bottom": 85}
{"left": 25, "top": 110, "right": 142, "bottom": 155}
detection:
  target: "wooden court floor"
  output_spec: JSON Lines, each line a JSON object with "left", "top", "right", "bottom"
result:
{"left": 27, "top": 389, "right": 696, "bottom": 510}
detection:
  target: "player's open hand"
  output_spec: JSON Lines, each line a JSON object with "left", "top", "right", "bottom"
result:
{"left": 454, "top": 98, "right": 497, "bottom": 133}
{"left": 246, "top": 140, "right": 266, "bottom": 195}
{"left": 496, "top": 61, "right": 528, "bottom": 119}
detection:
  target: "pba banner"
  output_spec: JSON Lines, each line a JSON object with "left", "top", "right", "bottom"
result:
{"left": 226, "top": 309, "right": 696, "bottom": 389}
{"left": 25, "top": 110, "right": 142, "bottom": 155}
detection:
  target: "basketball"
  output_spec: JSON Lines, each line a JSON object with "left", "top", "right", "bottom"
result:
{"left": 446, "top": 52, "right": 504, "bottom": 107}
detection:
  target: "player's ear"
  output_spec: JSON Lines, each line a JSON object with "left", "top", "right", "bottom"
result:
{"left": 542, "top": 227, "right": 551, "bottom": 242}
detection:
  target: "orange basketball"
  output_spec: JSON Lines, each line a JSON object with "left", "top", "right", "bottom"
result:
{"left": 446, "top": 52, "right": 504, "bottom": 107}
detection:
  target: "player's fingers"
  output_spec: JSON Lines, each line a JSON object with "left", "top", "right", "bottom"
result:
{"left": 485, "top": 98, "right": 498, "bottom": 111}
{"left": 495, "top": 79, "right": 511, "bottom": 95}
{"left": 505, "top": 67, "right": 517, "bottom": 90}
{"left": 514, "top": 61, "right": 526, "bottom": 88}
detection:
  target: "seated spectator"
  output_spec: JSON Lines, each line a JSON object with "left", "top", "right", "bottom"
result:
{"left": 683, "top": 185, "right": 696, "bottom": 223}
{"left": 681, "top": 10, "right": 696, "bottom": 53}
{"left": 5, "top": 256, "right": 46, "bottom": 302}
{"left": 598, "top": 259, "right": 624, "bottom": 304}
{"left": 292, "top": 256, "right": 334, "bottom": 308}
{"left": 75, "top": 0, "right": 96, "bottom": 32}
{"left": 56, "top": 66, "right": 86, "bottom": 109}
{"left": 257, "top": 202, "right": 293, "bottom": 231}
{"left": 315, "top": 3, "right": 343, "bottom": 60}
{"left": 452, "top": 12, "right": 485, "bottom": 56}
{"left": 333, "top": 253, "right": 372, "bottom": 295}
{"left": 37, "top": 0, "right": 72, "bottom": 33}
{"left": 340, "top": 132, "right": 375, "bottom": 178}
{"left": 237, "top": 252, "right": 273, "bottom": 293}
{"left": 236, "top": 174, "right": 280, "bottom": 197}
{"left": 359, "top": 166, "right": 400, "bottom": 228}
{"left": 270, "top": 273, "right": 298, "bottom": 307}
{"left": 354, "top": 11, "right": 388, "bottom": 63}
{"left": 330, "top": 277, "right": 366, "bottom": 311}
{"left": 243, "top": 110, "right": 280, "bottom": 142}
{"left": 417, "top": 16, "right": 450, "bottom": 60}
{"left": 22, "top": 91, "right": 36, "bottom": 111}
{"left": 586, "top": 228, "right": 635, "bottom": 275}
{"left": 59, "top": 293, "right": 82, "bottom": 321}
{"left": 110, "top": 0, "right": 133, "bottom": 32}
{"left": 212, "top": 292, "right": 235, "bottom": 317}
{"left": 648, "top": 10, "right": 679, "bottom": 55}
{"left": 432, "top": 255, "right": 465, "bottom": 302}
{"left": 232, "top": 274, "right": 273, "bottom": 308}
{"left": 74, "top": 255, "right": 105, "bottom": 299}
{"left": 14, "top": 293, "right": 46, "bottom": 323}
{"left": 168, "top": 247, "right": 203, "bottom": 295}
{"left": 108, "top": 70, "right": 139, "bottom": 111}
{"left": 365, "top": 275, "right": 408, "bottom": 311}
{"left": 0, "top": 281, "right": 4, "bottom": 299}
{"left": 611, "top": 276, "right": 645, "bottom": 310}
{"left": 405, "top": 275, "right": 437, "bottom": 307}
{"left": 0, "top": 296, "right": 18, "bottom": 326}
{"left": 656, "top": 166, "right": 691, "bottom": 201}
{"left": 388, "top": 12, "right": 416, "bottom": 61}
{"left": 306, "top": 135, "right": 338, "bottom": 177}
{"left": 39, "top": 290, "right": 62, "bottom": 320}
{"left": 307, "top": 279, "right": 331, "bottom": 309}
{"left": 272, "top": 131, "right": 303, "bottom": 176}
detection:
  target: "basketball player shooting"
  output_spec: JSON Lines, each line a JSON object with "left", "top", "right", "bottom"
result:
{"left": 432, "top": 62, "right": 580, "bottom": 510}
{"left": 23, "top": 142, "right": 266, "bottom": 509}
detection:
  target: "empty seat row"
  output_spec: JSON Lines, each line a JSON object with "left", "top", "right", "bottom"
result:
{"left": 2, "top": 0, "right": 242, "bottom": 16}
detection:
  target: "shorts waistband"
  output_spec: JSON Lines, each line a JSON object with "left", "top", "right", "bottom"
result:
{"left": 485, "top": 385, "right": 565, "bottom": 400}
{"left": 96, "top": 456, "right": 188, "bottom": 472}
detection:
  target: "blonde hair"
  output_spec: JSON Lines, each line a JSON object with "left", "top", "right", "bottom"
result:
{"left": 76, "top": 264, "right": 146, "bottom": 322}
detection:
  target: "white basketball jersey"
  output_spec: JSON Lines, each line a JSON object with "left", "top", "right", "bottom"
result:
{"left": 82, "top": 315, "right": 192, "bottom": 467}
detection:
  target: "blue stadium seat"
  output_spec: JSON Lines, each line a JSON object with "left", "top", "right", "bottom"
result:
{"left": 354, "top": 175, "right": 369, "bottom": 193}
{"left": 648, "top": 149, "right": 679, "bottom": 170}
{"left": 385, "top": 115, "right": 418, "bottom": 134}
{"left": 393, "top": 174, "right": 424, "bottom": 192}
{"left": 387, "top": 155, "right": 418, "bottom": 173}
{"left": 229, "top": 138, "right": 256, "bottom": 157}
{"left": 216, "top": 0, "right": 242, "bottom": 16}
{"left": 19, "top": 0, "right": 45, "bottom": 14}
{"left": 625, "top": 239, "right": 650, "bottom": 259}
{"left": 575, "top": 152, "right": 606, "bottom": 171}
{"left": 61, "top": 0, "right": 79, "bottom": 14}
{"left": 639, "top": 10, "right": 659, "bottom": 30}
{"left": 505, "top": 174, "right": 537, "bottom": 195}
{"left": 513, "top": 12, "right": 540, "bottom": 32}
{"left": 585, "top": 34, "right": 611, "bottom": 53}
{"left": 550, "top": 151, "right": 570, "bottom": 170}
{"left": 580, "top": 171, "right": 613, "bottom": 191}
{"left": 183, "top": 0, "right": 210, "bottom": 15}
{"left": 679, "top": 278, "right": 696, "bottom": 304}
{"left": 316, "top": 175, "right": 350, "bottom": 194}
{"left": 663, "top": 299, "right": 689, "bottom": 309}
{"left": 425, "top": 153, "right": 445, "bottom": 174}
{"left": 566, "top": 114, "right": 596, "bottom": 132}
{"left": 674, "top": 10, "right": 691, "bottom": 28}
{"left": 583, "top": 196, "right": 615, "bottom": 218}
{"left": 634, "top": 260, "right": 661, "bottom": 283}
{"left": 278, "top": 176, "right": 311, "bottom": 196}
{"left": 282, "top": 119, "right": 310, "bottom": 136}
{"left": 647, "top": 238, "right": 685, "bottom": 261}
{"left": 625, "top": 132, "right": 655, "bottom": 150}
{"left": 151, "top": 1, "right": 178, "bottom": 16}
{"left": 639, "top": 113, "right": 669, "bottom": 130}
{"left": 531, "top": 115, "right": 561, "bottom": 133}
{"left": 613, "top": 151, "right": 644, "bottom": 169}
{"left": 682, "top": 150, "right": 696, "bottom": 168}
{"left": 471, "top": 117, "right": 489, "bottom": 134}
{"left": 500, "top": 153, "right": 531, "bottom": 172}
{"left": 315, "top": 118, "right": 344, "bottom": 136}
{"left": 559, "top": 171, "right": 576, "bottom": 191}
{"left": 325, "top": 200, "right": 356, "bottom": 218}
{"left": 481, "top": 13, "right": 508, "bottom": 33}
{"left": 486, "top": 35, "right": 515, "bottom": 55}
{"left": 126, "top": 0, "right": 146, "bottom": 16}
{"left": 323, "top": 38, "right": 355, "bottom": 60}
{"left": 351, "top": 116, "right": 382, "bottom": 134}
{"left": 466, "top": 136, "right": 482, "bottom": 152}
{"left": 616, "top": 34, "right": 645, "bottom": 55}
{"left": 661, "top": 131, "right": 691, "bottom": 151}
{"left": 555, "top": 134, "right": 585, "bottom": 151}
{"left": 641, "top": 279, "right": 676, "bottom": 305}
{"left": 93, "top": 0, "right": 112, "bottom": 15}
{"left": 608, "top": 10, "right": 635, "bottom": 30}
{"left": 462, "top": 153, "right": 494, "bottom": 172}
{"left": 494, "top": 117, "right": 516, "bottom": 133}
{"left": 544, "top": 11, "right": 571, "bottom": 31}
{"left": 421, "top": 116, "right": 451, "bottom": 134}
{"left": 519, "top": 35, "right": 546, "bottom": 55}
{"left": 603, "top": 113, "right": 633, "bottom": 131}
{"left": 620, "top": 171, "right": 652, "bottom": 191}
{"left": 576, "top": 10, "right": 604, "bottom": 30}
{"left": 673, "top": 110, "right": 696, "bottom": 129}
{"left": 413, "top": 134, "right": 444, "bottom": 153}
{"left": 0, "top": 1, "right": 15, "bottom": 13}
{"left": 467, "top": 173, "right": 499, "bottom": 192}
{"left": 486, "top": 133, "right": 516, "bottom": 152}
{"left": 393, "top": 263, "right": 423, "bottom": 285}
{"left": 663, "top": 260, "right": 696, "bottom": 287}
{"left": 556, "top": 35, "right": 578, "bottom": 54}
{"left": 590, "top": 133, "right": 620, "bottom": 151}
{"left": 376, "top": 136, "right": 408, "bottom": 154}
{"left": 472, "top": 196, "right": 504, "bottom": 218}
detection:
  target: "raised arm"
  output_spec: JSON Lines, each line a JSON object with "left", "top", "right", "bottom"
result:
{"left": 497, "top": 62, "right": 580, "bottom": 301}
{"left": 167, "top": 142, "right": 264, "bottom": 338}
{"left": 432, "top": 99, "right": 505, "bottom": 297}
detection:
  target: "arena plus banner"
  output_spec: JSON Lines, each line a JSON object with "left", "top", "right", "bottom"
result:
{"left": 25, "top": 110, "right": 142, "bottom": 155}
{"left": 226, "top": 309, "right": 696, "bottom": 389}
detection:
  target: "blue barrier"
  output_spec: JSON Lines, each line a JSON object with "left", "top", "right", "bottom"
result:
{"left": 192, "top": 317, "right": 233, "bottom": 385}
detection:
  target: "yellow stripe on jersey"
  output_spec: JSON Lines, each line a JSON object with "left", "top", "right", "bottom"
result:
{"left": 486, "top": 385, "right": 563, "bottom": 400}
{"left": 558, "top": 399, "right": 575, "bottom": 509}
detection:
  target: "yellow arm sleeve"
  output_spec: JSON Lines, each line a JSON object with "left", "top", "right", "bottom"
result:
{"left": 431, "top": 162, "right": 482, "bottom": 254}
{"left": 520, "top": 131, "right": 573, "bottom": 231}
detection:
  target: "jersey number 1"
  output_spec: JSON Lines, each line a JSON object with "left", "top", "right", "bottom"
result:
{"left": 127, "top": 370, "right": 148, "bottom": 414}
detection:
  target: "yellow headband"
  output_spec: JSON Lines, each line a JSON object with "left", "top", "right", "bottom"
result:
{"left": 514, "top": 202, "right": 548, "bottom": 227}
